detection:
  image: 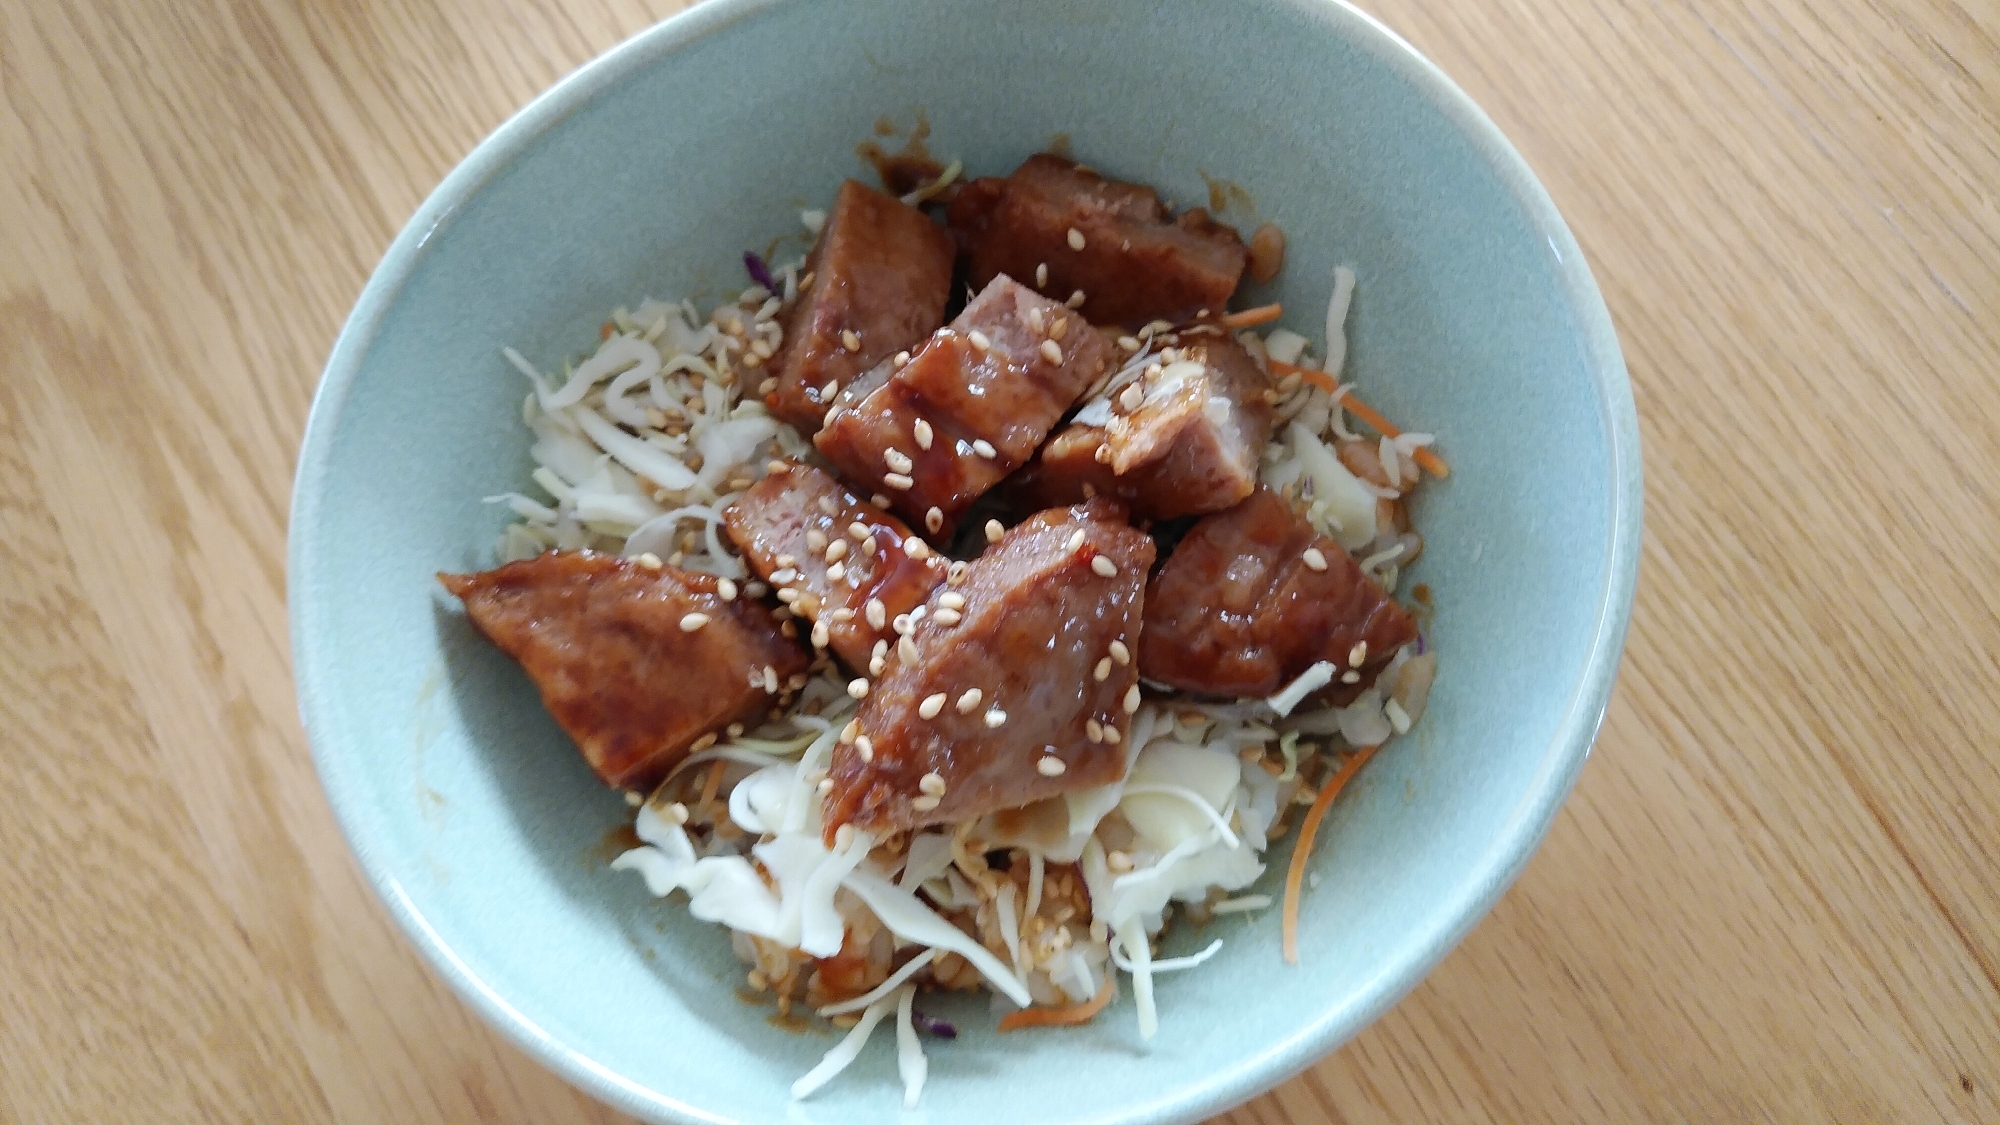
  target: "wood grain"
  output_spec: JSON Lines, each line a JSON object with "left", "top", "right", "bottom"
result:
{"left": 1, "top": 0, "right": 1993, "bottom": 1121}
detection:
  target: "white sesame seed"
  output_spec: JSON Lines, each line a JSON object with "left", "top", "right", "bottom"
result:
{"left": 1066, "top": 227, "right": 1086, "bottom": 250}
{"left": 817, "top": 777, "right": 834, "bottom": 795}
{"left": 865, "top": 598, "right": 887, "bottom": 629}
{"left": 1026, "top": 307, "right": 1045, "bottom": 333}
{"left": 1341, "top": 670, "right": 1362, "bottom": 684}
{"left": 717, "top": 577, "right": 737, "bottom": 602}
{"left": 1117, "top": 335, "right": 1141, "bottom": 352}
{"left": 919, "top": 693, "right": 946, "bottom": 719}
{"left": 947, "top": 561, "right": 969, "bottom": 585}
{"left": 1064, "top": 530, "right": 1086, "bottom": 553}
{"left": 869, "top": 652, "right": 886, "bottom": 678}
{"left": 913, "top": 418, "right": 934, "bottom": 450}
{"left": 871, "top": 494, "right": 891, "bottom": 509}
{"left": 840, "top": 718, "right": 861, "bottom": 743}
{"left": 911, "top": 793, "right": 941, "bottom": 812}
{"left": 1040, "top": 339, "right": 1063, "bottom": 365}
{"left": 1303, "top": 547, "right": 1330, "bottom": 572}
{"left": 1067, "top": 290, "right": 1086, "bottom": 308}
{"left": 824, "top": 540, "right": 848, "bottom": 564}
{"left": 777, "top": 553, "right": 797, "bottom": 567}
{"left": 1091, "top": 555, "right": 1119, "bottom": 578}
{"left": 884, "top": 472, "right": 914, "bottom": 490}
{"left": 907, "top": 537, "right": 932, "bottom": 561}
{"left": 885, "top": 447, "right": 914, "bottom": 474}
{"left": 984, "top": 519, "right": 1005, "bottom": 544}
{"left": 1037, "top": 755, "right": 1066, "bottom": 777}
{"left": 771, "top": 567, "right": 798, "bottom": 585}
{"left": 806, "top": 529, "right": 828, "bottom": 552}
{"left": 938, "top": 592, "right": 966, "bottom": 611}
{"left": 968, "top": 330, "right": 992, "bottom": 352}
{"left": 818, "top": 496, "right": 840, "bottom": 516}
{"left": 1118, "top": 383, "right": 1145, "bottom": 412}
{"left": 1035, "top": 262, "right": 1049, "bottom": 287}
{"left": 664, "top": 801, "right": 690, "bottom": 825}
{"left": 849, "top": 522, "right": 871, "bottom": 541}
{"left": 1109, "top": 639, "right": 1131, "bottom": 665}
{"left": 1050, "top": 317, "right": 1068, "bottom": 339}
{"left": 1123, "top": 683, "right": 1141, "bottom": 713}
{"left": 1349, "top": 640, "right": 1369, "bottom": 666}
{"left": 841, "top": 329, "right": 861, "bottom": 351}
{"left": 919, "top": 770, "right": 946, "bottom": 795}
{"left": 775, "top": 587, "right": 800, "bottom": 604}
{"left": 831, "top": 607, "right": 856, "bottom": 622}
{"left": 820, "top": 379, "right": 839, "bottom": 400}
{"left": 834, "top": 824, "right": 856, "bottom": 853}
{"left": 924, "top": 507, "right": 944, "bottom": 533}
{"left": 1102, "top": 723, "right": 1122, "bottom": 744}
{"left": 855, "top": 735, "right": 873, "bottom": 761}
{"left": 1094, "top": 657, "right": 1112, "bottom": 682}
{"left": 955, "top": 688, "right": 983, "bottom": 713}
{"left": 1106, "top": 850, "right": 1134, "bottom": 873}
{"left": 758, "top": 377, "right": 779, "bottom": 395}
{"left": 848, "top": 678, "right": 870, "bottom": 699}
{"left": 1093, "top": 443, "right": 1113, "bottom": 464}
{"left": 899, "top": 636, "right": 919, "bottom": 664}
{"left": 826, "top": 561, "right": 846, "bottom": 582}
{"left": 763, "top": 666, "right": 779, "bottom": 693}
{"left": 1086, "top": 719, "right": 1104, "bottom": 743}
{"left": 635, "top": 552, "right": 664, "bottom": 570}
{"left": 811, "top": 619, "right": 830, "bottom": 648}
{"left": 894, "top": 350, "right": 911, "bottom": 367}
{"left": 933, "top": 607, "right": 962, "bottom": 626}
{"left": 984, "top": 708, "right": 1007, "bottom": 729}
{"left": 972, "top": 439, "right": 997, "bottom": 459}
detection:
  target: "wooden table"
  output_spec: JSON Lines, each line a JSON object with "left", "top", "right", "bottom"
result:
{"left": 4, "top": 0, "right": 1994, "bottom": 1120}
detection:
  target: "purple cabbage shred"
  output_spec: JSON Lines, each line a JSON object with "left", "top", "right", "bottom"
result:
{"left": 743, "top": 251, "right": 776, "bottom": 292}
{"left": 910, "top": 1010, "right": 957, "bottom": 1039}
{"left": 1413, "top": 633, "right": 1427, "bottom": 656}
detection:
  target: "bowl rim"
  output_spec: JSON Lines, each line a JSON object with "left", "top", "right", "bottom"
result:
{"left": 288, "top": 0, "right": 1643, "bottom": 1121}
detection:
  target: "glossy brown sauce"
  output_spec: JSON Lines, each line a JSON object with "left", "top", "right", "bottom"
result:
{"left": 857, "top": 111, "right": 943, "bottom": 197}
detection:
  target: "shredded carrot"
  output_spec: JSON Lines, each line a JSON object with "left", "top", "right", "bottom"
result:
{"left": 1220, "top": 303, "right": 1283, "bottom": 329}
{"left": 1268, "top": 360, "right": 1451, "bottom": 479}
{"left": 600, "top": 321, "right": 615, "bottom": 340}
{"left": 997, "top": 973, "right": 1115, "bottom": 1031}
{"left": 698, "top": 758, "right": 727, "bottom": 809}
{"left": 1282, "top": 742, "right": 1382, "bottom": 965}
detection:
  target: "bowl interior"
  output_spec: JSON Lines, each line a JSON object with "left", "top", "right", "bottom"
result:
{"left": 291, "top": 1, "right": 1638, "bottom": 1122}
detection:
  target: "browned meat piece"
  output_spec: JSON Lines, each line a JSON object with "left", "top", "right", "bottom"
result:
{"left": 1139, "top": 488, "right": 1418, "bottom": 700}
{"left": 721, "top": 463, "right": 945, "bottom": 673}
{"left": 764, "top": 180, "right": 955, "bottom": 435}
{"left": 947, "top": 154, "right": 1249, "bottom": 328}
{"left": 815, "top": 274, "right": 1114, "bottom": 534}
{"left": 1015, "top": 334, "right": 1273, "bottom": 520}
{"left": 438, "top": 552, "right": 808, "bottom": 792}
{"left": 822, "top": 498, "right": 1156, "bottom": 838}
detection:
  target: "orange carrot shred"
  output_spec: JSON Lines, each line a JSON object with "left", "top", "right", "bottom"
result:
{"left": 997, "top": 973, "right": 1115, "bottom": 1031}
{"left": 1282, "top": 742, "right": 1382, "bottom": 965}
{"left": 698, "top": 758, "right": 727, "bottom": 808}
{"left": 1268, "top": 360, "right": 1450, "bottom": 478}
{"left": 600, "top": 321, "right": 615, "bottom": 340}
{"left": 1220, "top": 303, "right": 1283, "bottom": 329}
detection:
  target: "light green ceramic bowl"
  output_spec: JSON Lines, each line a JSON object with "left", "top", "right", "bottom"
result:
{"left": 290, "top": 1, "right": 1641, "bottom": 1121}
